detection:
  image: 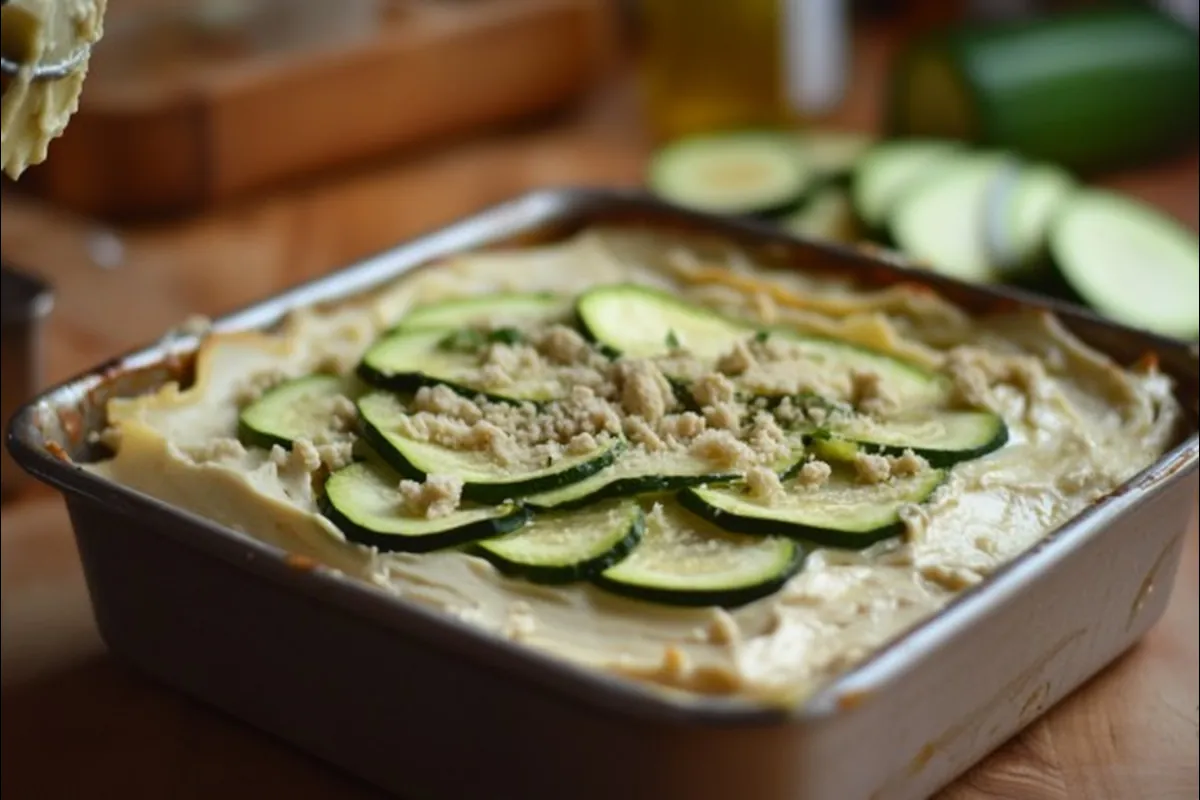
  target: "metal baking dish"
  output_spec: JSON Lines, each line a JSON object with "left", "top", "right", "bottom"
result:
{"left": 2, "top": 264, "right": 54, "bottom": 499}
{"left": 7, "top": 189, "right": 1199, "bottom": 800}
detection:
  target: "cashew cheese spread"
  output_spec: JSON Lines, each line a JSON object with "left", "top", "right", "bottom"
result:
{"left": 1, "top": 0, "right": 106, "bottom": 178}
{"left": 86, "top": 228, "right": 1181, "bottom": 706}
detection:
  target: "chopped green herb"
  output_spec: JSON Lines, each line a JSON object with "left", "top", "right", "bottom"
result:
{"left": 665, "top": 329, "right": 682, "bottom": 349}
{"left": 754, "top": 330, "right": 770, "bottom": 343}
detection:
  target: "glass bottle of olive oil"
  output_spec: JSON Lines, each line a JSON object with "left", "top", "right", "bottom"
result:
{"left": 638, "top": 0, "right": 849, "bottom": 142}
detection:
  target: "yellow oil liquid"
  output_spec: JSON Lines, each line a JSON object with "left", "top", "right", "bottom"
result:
{"left": 639, "top": 0, "right": 791, "bottom": 142}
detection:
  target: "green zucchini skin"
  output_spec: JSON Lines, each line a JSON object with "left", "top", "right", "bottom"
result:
{"left": 676, "top": 487, "right": 905, "bottom": 550}
{"left": 677, "top": 469, "right": 946, "bottom": 550}
{"left": 647, "top": 132, "right": 814, "bottom": 218}
{"left": 887, "top": 7, "right": 1200, "bottom": 173}
{"left": 525, "top": 469, "right": 741, "bottom": 512}
{"left": 472, "top": 503, "right": 646, "bottom": 585}
{"left": 592, "top": 536, "right": 805, "bottom": 609}
{"left": 355, "top": 393, "right": 623, "bottom": 505}
{"left": 237, "top": 374, "right": 348, "bottom": 451}
{"left": 319, "top": 462, "right": 531, "bottom": 554}
{"left": 355, "top": 328, "right": 555, "bottom": 405}
{"left": 814, "top": 410, "right": 1011, "bottom": 470}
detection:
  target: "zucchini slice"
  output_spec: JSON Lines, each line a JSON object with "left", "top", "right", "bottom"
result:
{"left": 320, "top": 461, "right": 530, "bottom": 553}
{"left": 237, "top": 374, "right": 349, "bottom": 450}
{"left": 983, "top": 160, "right": 1076, "bottom": 276}
{"left": 524, "top": 448, "right": 745, "bottom": 511}
{"left": 473, "top": 500, "right": 645, "bottom": 584}
{"left": 357, "top": 392, "right": 622, "bottom": 505}
{"left": 796, "top": 130, "right": 876, "bottom": 185}
{"left": 594, "top": 503, "right": 803, "bottom": 608}
{"left": 888, "top": 152, "right": 1013, "bottom": 284}
{"left": 851, "top": 139, "right": 961, "bottom": 233}
{"left": 576, "top": 284, "right": 947, "bottom": 407}
{"left": 679, "top": 468, "right": 945, "bottom": 548}
{"left": 648, "top": 133, "right": 813, "bottom": 217}
{"left": 823, "top": 409, "right": 1008, "bottom": 468}
{"left": 887, "top": 152, "right": 1076, "bottom": 284}
{"left": 396, "top": 293, "right": 570, "bottom": 331}
{"left": 1047, "top": 190, "right": 1199, "bottom": 341}
{"left": 780, "top": 184, "right": 860, "bottom": 244}
{"left": 577, "top": 283, "right": 749, "bottom": 360}
{"left": 357, "top": 327, "right": 564, "bottom": 404}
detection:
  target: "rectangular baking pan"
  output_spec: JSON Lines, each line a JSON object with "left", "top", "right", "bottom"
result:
{"left": 7, "top": 189, "right": 1198, "bottom": 800}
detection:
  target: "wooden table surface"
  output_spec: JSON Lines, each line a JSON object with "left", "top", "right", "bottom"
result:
{"left": 2, "top": 22, "right": 1197, "bottom": 800}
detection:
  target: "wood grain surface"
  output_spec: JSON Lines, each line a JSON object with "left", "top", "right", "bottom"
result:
{"left": 2, "top": 20, "right": 1197, "bottom": 800}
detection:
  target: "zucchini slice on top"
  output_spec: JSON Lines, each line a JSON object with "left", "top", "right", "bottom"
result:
{"left": 524, "top": 448, "right": 744, "bottom": 511}
{"left": 473, "top": 500, "right": 645, "bottom": 584}
{"left": 396, "top": 292, "right": 570, "bottom": 332}
{"left": 356, "top": 392, "right": 622, "bottom": 505}
{"left": 357, "top": 327, "right": 565, "bottom": 404}
{"left": 238, "top": 374, "right": 349, "bottom": 450}
{"left": 320, "top": 461, "right": 529, "bottom": 553}
{"left": 679, "top": 468, "right": 945, "bottom": 549}
{"left": 594, "top": 503, "right": 804, "bottom": 608}
{"left": 822, "top": 409, "right": 1009, "bottom": 468}
{"left": 576, "top": 283, "right": 947, "bottom": 407}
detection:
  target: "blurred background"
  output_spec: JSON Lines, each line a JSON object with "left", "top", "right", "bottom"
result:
{"left": 2, "top": 1, "right": 1197, "bottom": 798}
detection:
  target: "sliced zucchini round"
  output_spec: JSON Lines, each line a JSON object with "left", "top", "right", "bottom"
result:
{"left": 593, "top": 503, "right": 803, "bottom": 608}
{"left": 357, "top": 392, "right": 623, "bottom": 505}
{"left": 795, "top": 130, "right": 876, "bottom": 185}
{"left": 576, "top": 284, "right": 948, "bottom": 408}
{"left": 577, "top": 283, "right": 749, "bottom": 360}
{"left": 648, "top": 133, "right": 813, "bottom": 217}
{"left": 237, "top": 374, "right": 348, "bottom": 450}
{"left": 395, "top": 292, "right": 570, "bottom": 331}
{"left": 357, "top": 327, "right": 564, "bottom": 404}
{"left": 679, "top": 468, "right": 945, "bottom": 549}
{"left": 984, "top": 160, "right": 1076, "bottom": 275}
{"left": 822, "top": 409, "right": 1008, "bottom": 468}
{"left": 1047, "top": 190, "right": 1199, "bottom": 341}
{"left": 780, "top": 184, "right": 860, "bottom": 244}
{"left": 524, "top": 447, "right": 746, "bottom": 511}
{"left": 888, "top": 152, "right": 1014, "bottom": 284}
{"left": 320, "top": 461, "right": 530, "bottom": 553}
{"left": 473, "top": 500, "right": 644, "bottom": 584}
{"left": 851, "top": 139, "right": 961, "bottom": 233}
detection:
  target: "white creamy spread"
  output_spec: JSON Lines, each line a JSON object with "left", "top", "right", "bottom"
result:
{"left": 84, "top": 228, "right": 1182, "bottom": 707}
{"left": 1, "top": 0, "right": 107, "bottom": 178}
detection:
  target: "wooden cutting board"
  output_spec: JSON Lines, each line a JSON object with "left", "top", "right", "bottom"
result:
{"left": 19, "top": 0, "right": 615, "bottom": 219}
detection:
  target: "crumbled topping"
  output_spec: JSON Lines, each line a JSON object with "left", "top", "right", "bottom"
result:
{"left": 943, "top": 346, "right": 1048, "bottom": 409}
{"left": 398, "top": 474, "right": 464, "bottom": 518}
{"left": 616, "top": 359, "right": 675, "bottom": 422}
{"left": 271, "top": 440, "right": 322, "bottom": 474}
{"left": 704, "top": 402, "right": 742, "bottom": 431}
{"left": 853, "top": 452, "right": 892, "bottom": 484}
{"left": 234, "top": 369, "right": 288, "bottom": 406}
{"left": 566, "top": 432, "right": 598, "bottom": 455}
{"left": 690, "top": 429, "right": 756, "bottom": 469}
{"left": 534, "top": 325, "right": 589, "bottom": 365}
{"left": 745, "top": 466, "right": 784, "bottom": 503}
{"left": 183, "top": 437, "right": 247, "bottom": 464}
{"left": 691, "top": 372, "right": 736, "bottom": 407}
{"left": 716, "top": 339, "right": 755, "bottom": 376}
{"left": 850, "top": 369, "right": 897, "bottom": 416}
{"left": 659, "top": 411, "right": 706, "bottom": 442}
{"left": 889, "top": 449, "right": 928, "bottom": 477}
{"left": 796, "top": 459, "right": 831, "bottom": 489}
